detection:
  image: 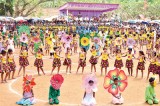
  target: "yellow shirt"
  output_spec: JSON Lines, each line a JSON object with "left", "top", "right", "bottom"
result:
{"left": 127, "top": 54, "right": 132, "bottom": 60}
{"left": 80, "top": 53, "right": 85, "bottom": 59}
{"left": 142, "top": 34, "right": 147, "bottom": 39}
{"left": 156, "top": 62, "right": 160, "bottom": 66}
{"left": 151, "top": 59, "right": 156, "bottom": 64}
{"left": 147, "top": 43, "right": 152, "bottom": 49}
{"left": 1, "top": 56, "right": 6, "bottom": 64}
{"left": 54, "top": 53, "right": 59, "bottom": 59}
{"left": 67, "top": 53, "right": 71, "bottom": 58}
{"left": 102, "top": 53, "right": 108, "bottom": 60}
{"left": 139, "top": 57, "right": 144, "bottom": 62}
{"left": 21, "top": 51, "right": 28, "bottom": 57}
{"left": 92, "top": 50, "right": 97, "bottom": 56}
{"left": 36, "top": 53, "right": 42, "bottom": 59}
{"left": 8, "top": 56, "right": 13, "bottom": 62}
{"left": 116, "top": 54, "right": 122, "bottom": 60}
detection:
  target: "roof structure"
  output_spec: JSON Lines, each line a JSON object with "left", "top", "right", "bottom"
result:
{"left": 59, "top": 2, "right": 119, "bottom": 17}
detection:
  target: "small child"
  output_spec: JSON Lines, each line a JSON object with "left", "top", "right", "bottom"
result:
{"left": 147, "top": 51, "right": 157, "bottom": 80}
{"left": 0, "top": 50, "right": 9, "bottom": 83}
{"left": 49, "top": 74, "right": 64, "bottom": 105}
{"left": 136, "top": 51, "right": 145, "bottom": 78}
{"left": 89, "top": 46, "right": 98, "bottom": 73}
{"left": 18, "top": 46, "right": 29, "bottom": 76}
{"left": 16, "top": 75, "right": 36, "bottom": 105}
{"left": 114, "top": 49, "right": 123, "bottom": 69}
{"left": 7, "top": 49, "right": 16, "bottom": 79}
{"left": 82, "top": 74, "right": 97, "bottom": 106}
{"left": 63, "top": 47, "right": 72, "bottom": 74}
{"left": 125, "top": 48, "right": 134, "bottom": 76}
{"left": 156, "top": 54, "right": 160, "bottom": 82}
{"left": 32, "top": 48, "right": 45, "bottom": 76}
{"left": 76, "top": 48, "right": 87, "bottom": 74}
{"left": 100, "top": 47, "right": 110, "bottom": 76}
{"left": 51, "top": 47, "right": 62, "bottom": 74}
{"left": 112, "top": 78, "right": 124, "bottom": 105}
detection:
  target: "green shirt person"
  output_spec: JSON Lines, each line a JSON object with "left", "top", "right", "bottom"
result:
{"left": 48, "top": 85, "right": 60, "bottom": 105}
{"left": 145, "top": 77, "right": 159, "bottom": 105}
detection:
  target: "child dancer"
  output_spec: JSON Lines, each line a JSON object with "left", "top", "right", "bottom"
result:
{"left": 18, "top": 46, "right": 29, "bottom": 76}
{"left": 7, "top": 49, "right": 16, "bottom": 79}
{"left": 82, "top": 74, "right": 97, "bottom": 106}
{"left": 145, "top": 77, "right": 159, "bottom": 105}
{"left": 32, "top": 48, "right": 45, "bottom": 75}
{"left": 73, "top": 33, "right": 78, "bottom": 53}
{"left": 112, "top": 78, "right": 124, "bottom": 105}
{"left": 100, "top": 47, "right": 109, "bottom": 76}
{"left": 63, "top": 47, "right": 72, "bottom": 74}
{"left": 147, "top": 51, "right": 157, "bottom": 80}
{"left": 89, "top": 46, "right": 98, "bottom": 73}
{"left": 16, "top": 75, "right": 36, "bottom": 105}
{"left": 114, "top": 49, "right": 123, "bottom": 69}
{"left": 125, "top": 48, "right": 134, "bottom": 76}
{"left": 146, "top": 40, "right": 152, "bottom": 59}
{"left": 56, "top": 38, "right": 62, "bottom": 55}
{"left": 136, "top": 51, "right": 145, "bottom": 78}
{"left": 155, "top": 38, "right": 160, "bottom": 54}
{"left": 76, "top": 48, "right": 87, "bottom": 74}
{"left": 0, "top": 50, "right": 9, "bottom": 83}
{"left": 51, "top": 47, "right": 62, "bottom": 74}
{"left": 49, "top": 74, "right": 64, "bottom": 105}
{"left": 156, "top": 54, "right": 160, "bottom": 82}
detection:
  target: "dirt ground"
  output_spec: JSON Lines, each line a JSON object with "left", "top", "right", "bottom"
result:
{"left": 0, "top": 47, "right": 160, "bottom": 106}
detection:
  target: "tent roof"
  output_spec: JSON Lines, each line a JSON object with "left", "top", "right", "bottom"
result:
{"left": 59, "top": 2, "right": 119, "bottom": 12}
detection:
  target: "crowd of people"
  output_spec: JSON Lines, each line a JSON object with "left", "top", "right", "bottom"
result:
{"left": 0, "top": 18, "right": 160, "bottom": 105}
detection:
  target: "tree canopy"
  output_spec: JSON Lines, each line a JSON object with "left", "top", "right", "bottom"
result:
{"left": 0, "top": 0, "right": 160, "bottom": 20}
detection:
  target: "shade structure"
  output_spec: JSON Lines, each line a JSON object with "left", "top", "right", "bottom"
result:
{"left": 59, "top": 2, "right": 119, "bottom": 18}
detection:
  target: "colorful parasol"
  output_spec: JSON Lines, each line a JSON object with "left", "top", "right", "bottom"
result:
{"left": 81, "top": 37, "right": 89, "bottom": 46}
{"left": 50, "top": 74, "right": 64, "bottom": 90}
{"left": 82, "top": 74, "right": 98, "bottom": 93}
{"left": 127, "top": 38, "right": 136, "bottom": 46}
{"left": 23, "top": 75, "right": 36, "bottom": 92}
{"left": 104, "top": 68, "right": 128, "bottom": 95}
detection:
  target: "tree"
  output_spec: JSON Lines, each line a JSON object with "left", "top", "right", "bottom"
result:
{"left": 13, "top": 0, "right": 53, "bottom": 17}
{"left": 0, "top": 0, "right": 14, "bottom": 16}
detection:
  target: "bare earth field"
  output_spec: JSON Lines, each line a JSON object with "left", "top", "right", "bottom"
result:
{"left": 0, "top": 47, "right": 160, "bottom": 106}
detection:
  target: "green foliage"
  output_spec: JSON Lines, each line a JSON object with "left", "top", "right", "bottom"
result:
{"left": 0, "top": 0, "right": 14, "bottom": 16}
